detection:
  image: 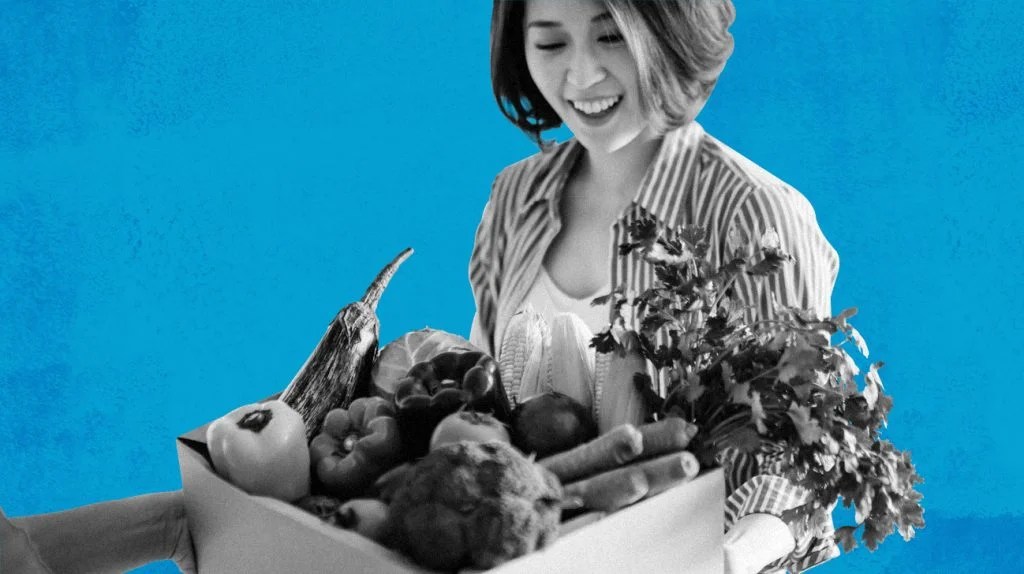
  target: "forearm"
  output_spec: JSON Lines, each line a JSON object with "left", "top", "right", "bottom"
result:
{"left": 13, "top": 491, "right": 186, "bottom": 574}
{"left": 719, "top": 444, "right": 839, "bottom": 572}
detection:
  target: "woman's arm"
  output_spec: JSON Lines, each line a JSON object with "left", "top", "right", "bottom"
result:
{"left": 10, "top": 491, "right": 195, "bottom": 574}
{"left": 469, "top": 310, "right": 490, "bottom": 355}
{"left": 722, "top": 185, "right": 841, "bottom": 572}
{"left": 468, "top": 173, "right": 508, "bottom": 358}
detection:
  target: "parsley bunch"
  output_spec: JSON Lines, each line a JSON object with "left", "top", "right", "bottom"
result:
{"left": 591, "top": 217, "right": 924, "bottom": 554}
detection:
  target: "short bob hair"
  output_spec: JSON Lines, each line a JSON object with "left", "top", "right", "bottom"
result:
{"left": 491, "top": 0, "right": 736, "bottom": 147}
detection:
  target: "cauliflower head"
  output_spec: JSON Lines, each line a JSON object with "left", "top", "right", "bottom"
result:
{"left": 386, "top": 440, "right": 563, "bottom": 571}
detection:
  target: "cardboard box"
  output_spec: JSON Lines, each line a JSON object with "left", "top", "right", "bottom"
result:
{"left": 178, "top": 421, "right": 724, "bottom": 573}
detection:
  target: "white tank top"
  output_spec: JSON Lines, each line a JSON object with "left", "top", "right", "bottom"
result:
{"left": 521, "top": 266, "right": 610, "bottom": 334}
{"left": 518, "top": 266, "right": 614, "bottom": 411}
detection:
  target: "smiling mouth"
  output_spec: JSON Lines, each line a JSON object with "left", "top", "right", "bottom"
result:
{"left": 569, "top": 95, "right": 622, "bottom": 118}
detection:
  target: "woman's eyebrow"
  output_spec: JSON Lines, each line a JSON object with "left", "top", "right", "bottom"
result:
{"left": 526, "top": 11, "right": 613, "bottom": 30}
{"left": 526, "top": 19, "right": 562, "bottom": 29}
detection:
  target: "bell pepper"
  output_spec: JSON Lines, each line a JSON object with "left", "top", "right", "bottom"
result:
{"left": 206, "top": 399, "right": 311, "bottom": 502}
{"left": 393, "top": 350, "right": 512, "bottom": 457}
{"left": 309, "top": 397, "right": 404, "bottom": 498}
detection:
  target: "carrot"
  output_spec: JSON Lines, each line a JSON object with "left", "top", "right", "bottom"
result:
{"left": 539, "top": 424, "right": 644, "bottom": 483}
{"left": 638, "top": 417, "right": 697, "bottom": 458}
{"left": 563, "top": 465, "right": 650, "bottom": 512}
{"left": 636, "top": 451, "right": 701, "bottom": 497}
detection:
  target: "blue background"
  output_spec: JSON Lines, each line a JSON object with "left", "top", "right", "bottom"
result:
{"left": 2, "top": 1, "right": 1021, "bottom": 572}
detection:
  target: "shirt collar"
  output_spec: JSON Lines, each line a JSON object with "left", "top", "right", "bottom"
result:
{"left": 632, "top": 121, "right": 705, "bottom": 228}
{"left": 527, "top": 122, "right": 705, "bottom": 229}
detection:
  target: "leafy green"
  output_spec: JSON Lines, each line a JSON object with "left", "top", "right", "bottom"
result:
{"left": 591, "top": 216, "right": 925, "bottom": 555}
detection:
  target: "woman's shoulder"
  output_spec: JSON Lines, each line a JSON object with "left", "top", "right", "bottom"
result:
{"left": 496, "top": 137, "right": 575, "bottom": 178}
{"left": 692, "top": 130, "right": 839, "bottom": 295}
{"left": 490, "top": 138, "right": 578, "bottom": 209}
{"left": 697, "top": 130, "right": 818, "bottom": 220}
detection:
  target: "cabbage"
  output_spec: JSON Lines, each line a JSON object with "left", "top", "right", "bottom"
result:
{"left": 370, "top": 328, "right": 480, "bottom": 399}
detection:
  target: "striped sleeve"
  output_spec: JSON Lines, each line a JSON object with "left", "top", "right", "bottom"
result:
{"left": 468, "top": 175, "right": 505, "bottom": 358}
{"left": 723, "top": 471, "right": 839, "bottom": 573}
{"left": 729, "top": 184, "right": 839, "bottom": 322}
{"left": 719, "top": 445, "right": 840, "bottom": 572}
{"left": 722, "top": 184, "right": 840, "bottom": 572}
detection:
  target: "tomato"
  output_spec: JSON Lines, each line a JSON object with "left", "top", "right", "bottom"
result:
{"left": 206, "top": 399, "right": 310, "bottom": 502}
{"left": 428, "top": 411, "right": 511, "bottom": 451}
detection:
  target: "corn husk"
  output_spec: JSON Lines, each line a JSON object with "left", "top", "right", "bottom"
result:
{"left": 546, "top": 313, "right": 596, "bottom": 412}
{"left": 597, "top": 343, "right": 651, "bottom": 435}
{"left": 517, "top": 333, "right": 548, "bottom": 402}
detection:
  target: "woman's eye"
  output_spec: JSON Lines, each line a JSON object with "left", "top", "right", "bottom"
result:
{"left": 533, "top": 42, "right": 566, "bottom": 51}
{"left": 598, "top": 33, "right": 624, "bottom": 45}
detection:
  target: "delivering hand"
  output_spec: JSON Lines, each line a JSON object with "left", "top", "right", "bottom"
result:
{"left": 1, "top": 506, "right": 55, "bottom": 573}
{"left": 7, "top": 491, "right": 196, "bottom": 574}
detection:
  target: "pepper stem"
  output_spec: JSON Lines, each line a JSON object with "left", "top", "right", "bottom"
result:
{"left": 237, "top": 408, "right": 274, "bottom": 433}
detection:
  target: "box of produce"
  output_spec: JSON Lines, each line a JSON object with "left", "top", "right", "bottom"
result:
{"left": 178, "top": 427, "right": 723, "bottom": 573}
{"left": 176, "top": 249, "right": 725, "bottom": 573}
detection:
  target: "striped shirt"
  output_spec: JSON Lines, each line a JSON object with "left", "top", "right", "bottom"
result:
{"left": 469, "top": 121, "right": 840, "bottom": 572}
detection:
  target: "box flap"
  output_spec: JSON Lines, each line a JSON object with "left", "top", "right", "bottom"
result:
{"left": 178, "top": 421, "right": 213, "bottom": 466}
{"left": 179, "top": 421, "right": 210, "bottom": 444}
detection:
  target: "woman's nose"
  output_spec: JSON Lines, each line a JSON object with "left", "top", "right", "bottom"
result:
{"left": 565, "top": 46, "right": 606, "bottom": 90}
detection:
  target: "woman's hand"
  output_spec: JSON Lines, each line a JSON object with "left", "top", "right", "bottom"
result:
{"left": 11, "top": 490, "right": 196, "bottom": 574}
{"left": 723, "top": 513, "right": 795, "bottom": 574}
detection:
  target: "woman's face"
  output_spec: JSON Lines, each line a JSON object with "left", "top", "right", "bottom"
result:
{"left": 523, "top": 0, "right": 649, "bottom": 155}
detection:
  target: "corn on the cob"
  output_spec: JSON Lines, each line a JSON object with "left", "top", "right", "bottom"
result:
{"left": 546, "top": 313, "right": 595, "bottom": 412}
{"left": 280, "top": 248, "right": 412, "bottom": 440}
{"left": 518, "top": 331, "right": 548, "bottom": 402}
{"left": 497, "top": 306, "right": 547, "bottom": 403}
{"left": 597, "top": 342, "right": 651, "bottom": 435}
{"left": 593, "top": 352, "right": 609, "bottom": 420}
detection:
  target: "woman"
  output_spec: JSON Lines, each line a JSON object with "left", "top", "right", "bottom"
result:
{"left": 471, "top": 1, "right": 840, "bottom": 572}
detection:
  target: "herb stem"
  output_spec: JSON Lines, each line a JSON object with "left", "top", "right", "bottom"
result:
{"left": 736, "top": 366, "right": 780, "bottom": 386}
{"left": 711, "top": 274, "right": 741, "bottom": 311}
{"left": 706, "top": 403, "right": 725, "bottom": 424}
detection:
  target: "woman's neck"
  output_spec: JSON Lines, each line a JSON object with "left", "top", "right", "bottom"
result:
{"left": 577, "top": 129, "right": 662, "bottom": 205}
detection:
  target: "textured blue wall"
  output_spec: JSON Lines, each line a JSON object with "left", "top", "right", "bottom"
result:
{"left": 2, "top": 1, "right": 1021, "bottom": 572}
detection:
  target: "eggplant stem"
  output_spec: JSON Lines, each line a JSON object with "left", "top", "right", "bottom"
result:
{"left": 361, "top": 247, "right": 413, "bottom": 310}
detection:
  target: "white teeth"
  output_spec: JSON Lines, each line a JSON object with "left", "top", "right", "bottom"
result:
{"left": 571, "top": 96, "right": 620, "bottom": 116}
